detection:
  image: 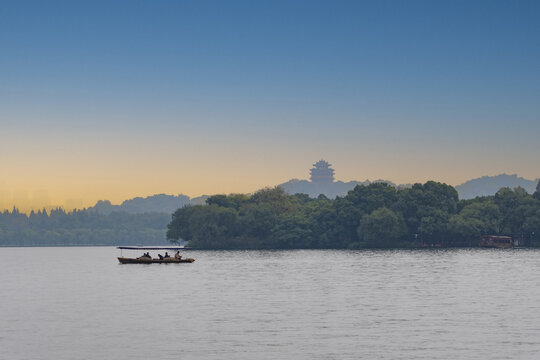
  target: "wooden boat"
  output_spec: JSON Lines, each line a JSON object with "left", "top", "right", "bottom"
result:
{"left": 117, "top": 257, "right": 194, "bottom": 264}
{"left": 479, "top": 235, "right": 513, "bottom": 248}
{"left": 117, "top": 246, "right": 195, "bottom": 264}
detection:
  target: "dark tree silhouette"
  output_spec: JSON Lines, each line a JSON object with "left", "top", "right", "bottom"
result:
{"left": 0, "top": 208, "right": 170, "bottom": 246}
{"left": 167, "top": 182, "right": 540, "bottom": 249}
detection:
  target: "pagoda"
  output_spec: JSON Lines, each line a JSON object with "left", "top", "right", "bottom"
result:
{"left": 310, "top": 160, "right": 335, "bottom": 183}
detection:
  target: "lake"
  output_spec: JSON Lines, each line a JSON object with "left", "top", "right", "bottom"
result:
{"left": 1, "top": 247, "right": 540, "bottom": 359}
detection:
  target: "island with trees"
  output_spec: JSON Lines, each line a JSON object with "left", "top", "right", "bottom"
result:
{"left": 1, "top": 181, "right": 539, "bottom": 248}
{"left": 167, "top": 181, "right": 540, "bottom": 249}
{"left": 0, "top": 209, "right": 171, "bottom": 246}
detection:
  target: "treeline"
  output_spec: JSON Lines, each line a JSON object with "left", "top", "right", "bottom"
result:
{"left": 0, "top": 208, "right": 171, "bottom": 246}
{"left": 167, "top": 181, "right": 540, "bottom": 249}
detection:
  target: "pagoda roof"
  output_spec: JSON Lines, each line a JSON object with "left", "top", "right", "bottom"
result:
{"left": 313, "top": 159, "right": 332, "bottom": 167}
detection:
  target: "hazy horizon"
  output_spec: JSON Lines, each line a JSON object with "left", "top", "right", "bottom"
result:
{"left": 2, "top": 1, "right": 539, "bottom": 211}
{"left": 1, "top": 170, "right": 538, "bottom": 213}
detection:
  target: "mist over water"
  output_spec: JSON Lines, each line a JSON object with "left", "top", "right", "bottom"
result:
{"left": 2, "top": 247, "right": 540, "bottom": 359}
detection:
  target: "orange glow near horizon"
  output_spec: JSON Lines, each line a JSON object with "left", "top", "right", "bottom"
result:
{"left": 2, "top": 116, "right": 539, "bottom": 213}
{"left": 2, "top": 150, "right": 538, "bottom": 213}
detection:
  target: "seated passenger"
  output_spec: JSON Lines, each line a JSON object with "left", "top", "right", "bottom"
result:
{"left": 164, "top": 251, "right": 170, "bottom": 258}
{"left": 175, "top": 251, "right": 181, "bottom": 260}
{"left": 137, "top": 252, "right": 151, "bottom": 260}
{"left": 158, "top": 254, "right": 164, "bottom": 260}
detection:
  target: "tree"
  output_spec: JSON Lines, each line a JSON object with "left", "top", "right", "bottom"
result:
{"left": 206, "top": 194, "right": 248, "bottom": 210}
{"left": 183, "top": 205, "right": 237, "bottom": 249}
{"left": 249, "top": 187, "right": 296, "bottom": 214}
{"left": 357, "top": 207, "right": 407, "bottom": 248}
{"left": 449, "top": 215, "right": 484, "bottom": 243}
{"left": 331, "top": 196, "right": 363, "bottom": 246}
{"left": 302, "top": 196, "right": 339, "bottom": 248}
{"left": 237, "top": 202, "right": 278, "bottom": 246}
{"left": 163, "top": 180, "right": 538, "bottom": 249}
{"left": 394, "top": 181, "right": 458, "bottom": 235}
{"left": 523, "top": 208, "right": 540, "bottom": 238}
{"left": 1, "top": 207, "right": 171, "bottom": 247}
{"left": 456, "top": 201, "right": 501, "bottom": 234}
{"left": 270, "top": 212, "right": 313, "bottom": 248}
{"left": 418, "top": 209, "right": 450, "bottom": 245}
{"left": 494, "top": 187, "right": 530, "bottom": 234}
{"left": 167, "top": 205, "right": 200, "bottom": 242}
{"left": 345, "top": 182, "right": 398, "bottom": 214}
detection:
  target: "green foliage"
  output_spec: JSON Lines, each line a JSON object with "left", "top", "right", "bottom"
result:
{"left": 270, "top": 212, "right": 313, "bottom": 248}
{"left": 6, "top": 180, "right": 536, "bottom": 249}
{"left": 346, "top": 183, "right": 398, "bottom": 214}
{"left": 185, "top": 205, "right": 238, "bottom": 249}
{"left": 449, "top": 201, "right": 501, "bottom": 242}
{"left": 418, "top": 209, "right": 450, "bottom": 245}
{"left": 394, "top": 181, "right": 458, "bottom": 235}
{"left": 206, "top": 194, "right": 248, "bottom": 210}
{"left": 495, "top": 187, "right": 533, "bottom": 234}
{"left": 357, "top": 207, "right": 407, "bottom": 248}
{"left": 166, "top": 181, "right": 540, "bottom": 249}
{"left": 0, "top": 208, "right": 171, "bottom": 246}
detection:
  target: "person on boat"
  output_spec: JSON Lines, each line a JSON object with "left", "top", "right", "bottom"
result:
{"left": 164, "top": 251, "right": 170, "bottom": 258}
{"left": 137, "top": 252, "right": 151, "bottom": 260}
{"left": 144, "top": 252, "right": 151, "bottom": 258}
{"left": 175, "top": 251, "right": 181, "bottom": 260}
{"left": 158, "top": 254, "right": 164, "bottom": 260}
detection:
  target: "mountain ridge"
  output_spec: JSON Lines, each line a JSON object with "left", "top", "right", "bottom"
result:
{"left": 84, "top": 174, "right": 539, "bottom": 214}
{"left": 454, "top": 174, "right": 539, "bottom": 199}
{"left": 279, "top": 174, "right": 539, "bottom": 200}
{"left": 87, "top": 194, "right": 208, "bottom": 215}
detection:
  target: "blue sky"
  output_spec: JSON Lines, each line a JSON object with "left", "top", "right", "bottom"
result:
{"left": 1, "top": 0, "right": 539, "bottom": 209}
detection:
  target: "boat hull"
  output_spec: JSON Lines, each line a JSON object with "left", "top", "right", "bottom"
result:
{"left": 118, "top": 257, "right": 195, "bottom": 264}
{"left": 480, "top": 235, "right": 513, "bottom": 248}
{"left": 479, "top": 244, "right": 513, "bottom": 249}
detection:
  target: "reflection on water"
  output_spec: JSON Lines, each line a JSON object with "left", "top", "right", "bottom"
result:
{"left": 1, "top": 247, "right": 540, "bottom": 359}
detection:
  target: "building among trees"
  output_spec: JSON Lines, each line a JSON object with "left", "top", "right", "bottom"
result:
{"left": 309, "top": 160, "right": 335, "bottom": 183}
{"left": 279, "top": 160, "right": 373, "bottom": 198}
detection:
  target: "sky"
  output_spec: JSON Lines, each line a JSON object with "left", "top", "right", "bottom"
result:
{"left": 1, "top": 0, "right": 539, "bottom": 211}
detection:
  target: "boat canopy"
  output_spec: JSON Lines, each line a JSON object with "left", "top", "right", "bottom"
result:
{"left": 116, "top": 246, "right": 191, "bottom": 250}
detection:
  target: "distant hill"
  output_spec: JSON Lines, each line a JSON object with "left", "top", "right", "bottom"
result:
{"left": 455, "top": 174, "right": 539, "bottom": 199}
{"left": 280, "top": 174, "right": 540, "bottom": 200}
{"left": 84, "top": 174, "right": 539, "bottom": 214}
{"left": 279, "top": 179, "right": 400, "bottom": 198}
{"left": 88, "top": 194, "right": 208, "bottom": 215}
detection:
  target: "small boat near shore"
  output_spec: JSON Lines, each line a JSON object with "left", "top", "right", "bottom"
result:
{"left": 117, "top": 246, "right": 195, "bottom": 264}
{"left": 479, "top": 235, "right": 513, "bottom": 249}
{"left": 118, "top": 257, "right": 194, "bottom": 264}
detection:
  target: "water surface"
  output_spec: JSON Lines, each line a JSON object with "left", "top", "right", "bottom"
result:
{"left": 1, "top": 247, "right": 540, "bottom": 359}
